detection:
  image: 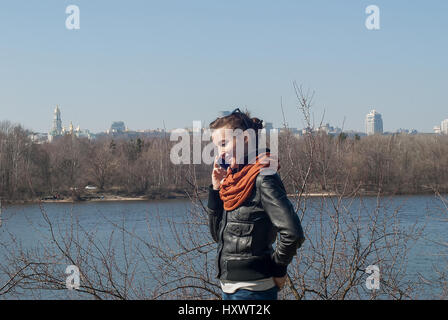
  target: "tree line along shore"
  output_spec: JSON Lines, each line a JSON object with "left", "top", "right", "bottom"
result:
{"left": 1, "top": 120, "right": 448, "bottom": 204}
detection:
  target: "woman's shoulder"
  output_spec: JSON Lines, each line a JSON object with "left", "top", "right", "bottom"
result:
{"left": 255, "top": 171, "right": 284, "bottom": 192}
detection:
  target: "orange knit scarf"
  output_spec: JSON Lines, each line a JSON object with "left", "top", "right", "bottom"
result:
{"left": 219, "top": 152, "right": 280, "bottom": 211}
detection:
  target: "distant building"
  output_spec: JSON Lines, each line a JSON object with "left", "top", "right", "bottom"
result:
{"left": 365, "top": 109, "right": 383, "bottom": 135}
{"left": 53, "top": 105, "right": 62, "bottom": 134}
{"left": 396, "top": 128, "right": 418, "bottom": 135}
{"left": 316, "top": 123, "right": 342, "bottom": 135}
{"left": 72, "top": 123, "right": 93, "bottom": 139}
{"left": 277, "top": 127, "right": 299, "bottom": 135}
{"left": 30, "top": 132, "right": 49, "bottom": 144}
{"left": 441, "top": 119, "right": 448, "bottom": 135}
{"left": 264, "top": 122, "right": 273, "bottom": 131}
{"left": 48, "top": 106, "right": 94, "bottom": 142}
{"left": 48, "top": 106, "right": 62, "bottom": 141}
{"left": 48, "top": 105, "right": 63, "bottom": 141}
{"left": 317, "top": 123, "right": 331, "bottom": 134}
{"left": 110, "top": 121, "right": 126, "bottom": 133}
{"left": 434, "top": 125, "right": 442, "bottom": 134}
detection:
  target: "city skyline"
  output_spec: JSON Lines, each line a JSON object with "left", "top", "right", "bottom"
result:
{"left": 1, "top": 1, "right": 447, "bottom": 133}
{"left": 30, "top": 105, "right": 445, "bottom": 136}
{"left": 4, "top": 98, "right": 447, "bottom": 134}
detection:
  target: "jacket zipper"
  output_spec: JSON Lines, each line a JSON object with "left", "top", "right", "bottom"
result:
{"left": 216, "top": 209, "right": 227, "bottom": 278}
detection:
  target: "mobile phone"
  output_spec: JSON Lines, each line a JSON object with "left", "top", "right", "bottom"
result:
{"left": 219, "top": 162, "right": 230, "bottom": 170}
{"left": 218, "top": 155, "right": 230, "bottom": 170}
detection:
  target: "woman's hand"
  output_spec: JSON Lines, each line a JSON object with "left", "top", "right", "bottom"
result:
{"left": 273, "top": 275, "right": 287, "bottom": 290}
{"left": 212, "top": 156, "right": 228, "bottom": 190}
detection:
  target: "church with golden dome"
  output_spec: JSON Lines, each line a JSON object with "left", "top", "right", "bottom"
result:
{"left": 48, "top": 105, "right": 93, "bottom": 142}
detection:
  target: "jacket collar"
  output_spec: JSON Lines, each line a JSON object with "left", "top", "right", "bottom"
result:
{"left": 230, "top": 147, "right": 271, "bottom": 174}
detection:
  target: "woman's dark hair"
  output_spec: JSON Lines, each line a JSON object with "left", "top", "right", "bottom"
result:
{"left": 209, "top": 108, "right": 265, "bottom": 159}
{"left": 209, "top": 108, "right": 263, "bottom": 131}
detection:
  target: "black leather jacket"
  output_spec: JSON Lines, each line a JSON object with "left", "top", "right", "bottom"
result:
{"left": 207, "top": 171, "right": 305, "bottom": 281}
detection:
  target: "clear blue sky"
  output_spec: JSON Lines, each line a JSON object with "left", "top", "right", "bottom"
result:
{"left": 1, "top": 0, "right": 447, "bottom": 133}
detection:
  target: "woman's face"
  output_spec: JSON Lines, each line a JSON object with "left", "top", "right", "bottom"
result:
{"left": 211, "top": 126, "right": 248, "bottom": 169}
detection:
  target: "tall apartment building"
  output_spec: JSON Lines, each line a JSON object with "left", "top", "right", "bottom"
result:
{"left": 365, "top": 109, "right": 383, "bottom": 135}
{"left": 441, "top": 119, "right": 448, "bottom": 134}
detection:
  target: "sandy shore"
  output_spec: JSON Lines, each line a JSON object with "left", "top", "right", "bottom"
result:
{"left": 40, "top": 195, "right": 150, "bottom": 203}
{"left": 288, "top": 192, "right": 337, "bottom": 197}
{"left": 40, "top": 192, "right": 341, "bottom": 203}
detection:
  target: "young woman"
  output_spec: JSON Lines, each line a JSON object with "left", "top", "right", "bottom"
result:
{"left": 207, "top": 108, "right": 305, "bottom": 300}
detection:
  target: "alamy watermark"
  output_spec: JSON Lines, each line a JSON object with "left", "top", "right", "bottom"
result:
{"left": 64, "top": 5, "right": 380, "bottom": 31}
{"left": 365, "top": 5, "right": 380, "bottom": 30}
{"left": 365, "top": 264, "right": 380, "bottom": 290}
{"left": 66, "top": 5, "right": 80, "bottom": 30}
{"left": 65, "top": 265, "right": 80, "bottom": 290}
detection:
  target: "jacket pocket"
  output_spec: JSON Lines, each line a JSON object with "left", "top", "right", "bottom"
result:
{"left": 226, "top": 221, "right": 254, "bottom": 236}
{"left": 225, "top": 221, "right": 254, "bottom": 254}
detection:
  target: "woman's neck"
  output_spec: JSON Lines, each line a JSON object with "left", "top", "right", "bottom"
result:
{"left": 230, "top": 147, "right": 270, "bottom": 174}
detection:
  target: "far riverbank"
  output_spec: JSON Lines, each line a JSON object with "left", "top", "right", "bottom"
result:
{"left": 2, "top": 188, "right": 446, "bottom": 206}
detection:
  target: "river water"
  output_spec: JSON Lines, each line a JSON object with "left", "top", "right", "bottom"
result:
{"left": 0, "top": 194, "right": 447, "bottom": 299}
